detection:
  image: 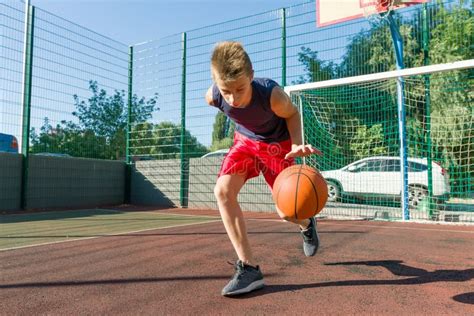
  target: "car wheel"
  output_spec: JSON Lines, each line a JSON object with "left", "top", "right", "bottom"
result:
{"left": 408, "top": 186, "right": 427, "bottom": 209}
{"left": 327, "top": 180, "right": 341, "bottom": 202}
{"left": 433, "top": 198, "right": 447, "bottom": 211}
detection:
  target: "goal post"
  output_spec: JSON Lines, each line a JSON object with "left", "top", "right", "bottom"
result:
{"left": 284, "top": 59, "right": 474, "bottom": 221}
{"left": 284, "top": 60, "right": 473, "bottom": 94}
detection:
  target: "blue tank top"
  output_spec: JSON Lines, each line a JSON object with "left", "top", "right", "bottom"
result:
{"left": 211, "top": 78, "right": 290, "bottom": 143}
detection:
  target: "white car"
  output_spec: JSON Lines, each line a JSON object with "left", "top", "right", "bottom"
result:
{"left": 320, "top": 156, "right": 450, "bottom": 208}
{"left": 201, "top": 148, "right": 229, "bottom": 158}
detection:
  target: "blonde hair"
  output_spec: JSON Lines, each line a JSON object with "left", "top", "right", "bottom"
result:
{"left": 211, "top": 41, "right": 253, "bottom": 82}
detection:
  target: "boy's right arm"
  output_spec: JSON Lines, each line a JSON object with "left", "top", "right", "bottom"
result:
{"left": 206, "top": 85, "right": 214, "bottom": 105}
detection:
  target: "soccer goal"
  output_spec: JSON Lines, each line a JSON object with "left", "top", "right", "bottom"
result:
{"left": 285, "top": 59, "right": 474, "bottom": 222}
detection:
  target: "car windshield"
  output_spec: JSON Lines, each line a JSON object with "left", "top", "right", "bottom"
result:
{"left": 348, "top": 160, "right": 384, "bottom": 172}
{"left": 384, "top": 159, "right": 400, "bottom": 172}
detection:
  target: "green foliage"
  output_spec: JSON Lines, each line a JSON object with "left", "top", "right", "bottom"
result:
{"left": 150, "top": 121, "right": 181, "bottom": 157}
{"left": 301, "top": 82, "right": 397, "bottom": 169}
{"left": 211, "top": 111, "right": 234, "bottom": 151}
{"left": 30, "top": 119, "right": 109, "bottom": 159}
{"left": 129, "top": 122, "right": 154, "bottom": 158}
{"left": 31, "top": 80, "right": 208, "bottom": 161}
{"left": 426, "top": 4, "right": 473, "bottom": 194}
{"left": 71, "top": 81, "right": 156, "bottom": 138}
{"left": 182, "top": 127, "right": 209, "bottom": 158}
{"left": 130, "top": 121, "right": 208, "bottom": 159}
{"left": 429, "top": 3, "right": 474, "bottom": 64}
{"left": 431, "top": 106, "right": 473, "bottom": 184}
{"left": 340, "top": 17, "right": 423, "bottom": 77}
{"left": 350, "top": 124, "right": 388, "bottom": 159}
{"left": 212, "top": 112, "right": 227, "bottom": 143}
{"left": 31, "top": 80, "right": 157, "bottom": 160}
{"left": 407, "top": 117, "right": 426, "bottom": 157}
{"left": 293, "top": 47, "right": 335, "bottom": 84}
{"left": 210, "top": 138, "right": 233, "bottom": 152}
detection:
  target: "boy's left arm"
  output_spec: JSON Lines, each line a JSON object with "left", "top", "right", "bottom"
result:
{"left": 270, "top": 86, "right": 322, "bottom": 159}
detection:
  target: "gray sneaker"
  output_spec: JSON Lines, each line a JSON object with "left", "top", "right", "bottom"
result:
{"left": 301, "top": 217, "right": 320, "bottom": 256}
{"left": 221, "top": 260, "right": 264, "bottom": 296}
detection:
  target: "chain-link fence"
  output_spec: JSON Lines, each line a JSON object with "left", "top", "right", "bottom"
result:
{"left": 1, "top": 0, "right": 472, "bottom": 220}
{"left": 1, "top": 1, "right": 129, "bottom": 210}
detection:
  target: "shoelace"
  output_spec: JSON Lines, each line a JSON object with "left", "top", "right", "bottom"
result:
{"left": 302, "top": 225, "right": 314, "bottom": 242}
{"left": 227, "top": 260, "right": 246, "bottom": 280}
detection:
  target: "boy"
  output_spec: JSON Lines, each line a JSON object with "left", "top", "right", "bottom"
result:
{"left": 205, "top": 41, "right": 322, "bottom": 296}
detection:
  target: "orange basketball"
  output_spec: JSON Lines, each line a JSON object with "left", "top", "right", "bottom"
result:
{"left": 272, "top": 164, "right": 328, "bottom": 220}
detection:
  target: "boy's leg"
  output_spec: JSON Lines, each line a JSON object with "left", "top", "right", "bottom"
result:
{"left": 215, "top": 132, "right": 267, "bottom": 296}
{"left": 277, "top": 205, "right": 320, "bottom": 256}
{"left": 214, "top": 173, "right": 254, "bottom": 265}
{"left": 275, "top": 205, "right": 310, "bottom": 228}
{"left": 215, "top": 173, "right": 264, "bottom": 296}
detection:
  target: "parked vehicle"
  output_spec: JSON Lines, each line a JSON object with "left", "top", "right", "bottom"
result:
{"left": 201, "top": 148, "right": 229, "bottom": 158}
{"left": 34, "top": 153, "right": 72, "bottom": 158}
{"left": 320, "top": 156, "right": 450, "bottom": 208}
{"left": 0, "top": 133, "right": 19, "bottom": 153}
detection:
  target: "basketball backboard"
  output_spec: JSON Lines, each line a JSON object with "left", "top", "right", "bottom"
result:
{"left": 316, "top": 0, "right": 428, "bottom": 27}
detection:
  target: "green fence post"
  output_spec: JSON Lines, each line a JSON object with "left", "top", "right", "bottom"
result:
{"left": 422, "top": 3, "right": 434, "bottom": 218}
{"left": 20, "top": 2, "right": 35, "bottom": 210}
{"left": 125, "top": 45, "right": 134, "bottom": 204}
{"left": 180, "top": 32, "right": 189, "bottom": 208}
{"left": 281, "top": 7, "right": 287, "bottom": 87}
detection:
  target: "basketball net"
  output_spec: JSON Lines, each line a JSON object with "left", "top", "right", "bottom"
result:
{"left": 361, "top": 0, "right": 402, "bottom": 23}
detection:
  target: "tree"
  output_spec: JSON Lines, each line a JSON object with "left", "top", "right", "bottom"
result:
{"left": 422, "top": 3, "right": 473, "bottom": 195}
{"left": 31, "top": 81, "right": 157, "bottom": 160}
{"left": 30, "top": 119, "right": 108, "bottom": 158}
{"left": 137, "top": 121, "right": 207, "bottom": 159}
{"left": 429, "top": 1, "right": 473, "bottom": 64}
{"left": 292, "top": 47, "right": 335, "bottom": 84}
{"left": 30, "top": 118, "right": 64, "bottom": 154}
{"left": 129, "top": 121, "right": 208, "bottom": 159}
{"left": 69, "top": 80, "right": 157, "bottom": 159}
{"left": 350, "top": 124, "right": 388, "bottom": 160}
{"left": 339, "top": 13, "right": 423, "bottom": 78}
{"left": 210, "top": 112, "right": 234, "bottom": 151}
{"left": 129, "top": 122, "right": 155, "bottom": 159}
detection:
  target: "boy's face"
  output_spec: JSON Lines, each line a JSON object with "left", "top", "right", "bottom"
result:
{"left": 214, "top": 72, "right": 253, "bottom": 108}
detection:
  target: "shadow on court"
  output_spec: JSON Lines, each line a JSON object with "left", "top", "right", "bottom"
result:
{"left": 235, "top": 260, "right": 474, "bottom": 297}
{"left": 452, "top": 292, "right": 474, "bottom": 305}
{"left": 0, "top": 274, "right": 273, "bottom": 289}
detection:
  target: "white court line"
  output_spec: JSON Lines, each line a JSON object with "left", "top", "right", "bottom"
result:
{"left": 154, "top": 212, "right": 220, "bottom": 219}
{"left": 0, "top": 218, "right": 221, "bottom": 252}
{"left": 3, "top": 211, "right": 472, "bottom": 252}
{"left": 111, "top": 210, "right": 474, "bottom": 234}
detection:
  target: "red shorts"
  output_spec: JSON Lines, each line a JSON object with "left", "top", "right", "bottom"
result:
{"left": 219, "top": 132, "right": 294, "bottom": 188}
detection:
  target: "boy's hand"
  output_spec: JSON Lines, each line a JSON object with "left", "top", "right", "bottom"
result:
{"left": 285, "top": 144, "right": 323, "bottom": 159}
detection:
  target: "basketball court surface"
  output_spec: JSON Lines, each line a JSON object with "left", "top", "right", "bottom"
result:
{"left": 1, "top": 207, "right": 473, "bottom": 314}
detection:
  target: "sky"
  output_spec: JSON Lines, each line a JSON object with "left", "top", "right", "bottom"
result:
{"left": 30, "top": 0, "right": 310, "bottom": 45}
{"left": 3, "top": 0, "right": 314, "bottom": 148}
